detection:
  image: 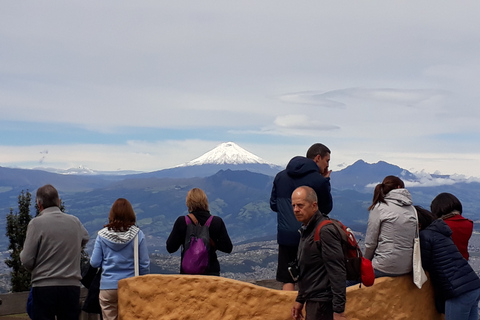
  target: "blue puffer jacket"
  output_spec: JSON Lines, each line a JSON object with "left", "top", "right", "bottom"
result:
{"left": 270, "top": 156, "right": 333, "bottom": 246}
{"left": 420, "top": 219, "right": 480, "bottom": 311}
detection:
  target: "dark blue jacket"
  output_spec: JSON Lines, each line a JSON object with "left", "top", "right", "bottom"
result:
{"left": 270, "top": 156, "right": 333, "bottom": 246}
{"left": 420, "top": 219, "right": 480, "bottom": 312}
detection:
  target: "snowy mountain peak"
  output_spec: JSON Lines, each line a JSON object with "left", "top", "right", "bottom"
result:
{"left": 178, "top": 142, "right": 273, "bottom": 167}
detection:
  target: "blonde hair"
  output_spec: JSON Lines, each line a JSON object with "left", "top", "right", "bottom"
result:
{"left": 186, "top": 188, "right": 209, "bottom": 212}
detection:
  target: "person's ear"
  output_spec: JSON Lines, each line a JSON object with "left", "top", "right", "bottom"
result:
{"left": 37, "top": 200, "right": 44, "bottom": 212}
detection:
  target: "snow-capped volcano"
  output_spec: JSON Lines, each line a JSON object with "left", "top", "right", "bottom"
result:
{"left": 177, "top": 142, "right": 275, "bottom": 167}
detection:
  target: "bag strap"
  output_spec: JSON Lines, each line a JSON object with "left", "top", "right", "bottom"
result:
{"left": 314, "top": 219, "right": 354, "bottom": 253}
{"left": 413, "top": 206, "right": 420, "bottom": 239}
{"left": 134, "top": 234, "right": 139, "bottom": 277}
{"left": 186, "top": 214, "right": 214, "bottom": 227}
{"left": 205, "top": 215, "right": 214, "bottom": 227}
{"left": 186, "top": 213, "right": 199, "bottom": 225}
{"left": 314, "top": 219, "right": 334, "bottom": 242}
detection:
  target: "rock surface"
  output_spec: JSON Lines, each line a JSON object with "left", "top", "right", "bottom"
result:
{"left": 118, "top": 274, "right": 442, "bottom": 320}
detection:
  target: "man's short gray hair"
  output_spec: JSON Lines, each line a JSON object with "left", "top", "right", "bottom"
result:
{"left": 36, "top": 184, "right": 60, "bottom": 209}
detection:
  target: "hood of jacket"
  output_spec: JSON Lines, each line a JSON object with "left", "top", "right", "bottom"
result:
{"left": 426, "top": 219, "right": 453, "bottom": 238}
{"left": 97, "top": 225, "right": 139, "bottom": 251}
{"left": 384, "top": 188, "right": 413, "bottom": 206}
{"left": 286, "top": 156, "right": 319, "bottom": 178}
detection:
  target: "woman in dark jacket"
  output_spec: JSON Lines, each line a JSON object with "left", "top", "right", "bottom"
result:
{"left": 417, "top": 206, "right": 480, "bottom": 320}
{"left": 166, "top": 188, "right": 233, "bottom": 275}
{"left": 431, "top": 193, "right": 473, "bottom": 260}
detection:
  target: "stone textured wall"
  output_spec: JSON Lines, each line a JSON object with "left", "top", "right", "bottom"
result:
{"left": 118, "top": 274, "right": 442, "bottom": 320}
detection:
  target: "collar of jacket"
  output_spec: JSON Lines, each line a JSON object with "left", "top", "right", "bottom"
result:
{"left": 37, "top": 206, "right": 62, "bottom": 217}
{"left": 189, "top": 210, "right": 211, "bottom": 216}
{"left": 441, "top": 210, "right": 461, "bottom": 220}
{"left": 299, "top": 211, "right": 325, "bottom": 235}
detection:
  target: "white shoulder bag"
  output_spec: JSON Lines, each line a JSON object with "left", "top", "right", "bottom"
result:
{"left": 413, "top": 207, "right": 428, "bottom": 289}
{"left": 134, "top": 234, "right": 139, "bottom": 277}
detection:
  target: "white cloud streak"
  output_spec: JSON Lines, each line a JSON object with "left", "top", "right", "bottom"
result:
{"left": 1, "top": 1, "right": 480, "bottom": 177}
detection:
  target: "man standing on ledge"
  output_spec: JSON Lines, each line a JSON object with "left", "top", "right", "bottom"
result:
{"left": 270, "top": 143, "right": 333, "bottom": 291}
{"left": 291, "top": 186, "right": 346, "bottom": 320}
{"left": 21, "top": 184, "right": 89, "bottom": 320}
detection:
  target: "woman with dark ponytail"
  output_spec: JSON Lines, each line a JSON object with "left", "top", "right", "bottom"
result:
{"left": 364, "top": 175, "right": 417, "bottom": 277}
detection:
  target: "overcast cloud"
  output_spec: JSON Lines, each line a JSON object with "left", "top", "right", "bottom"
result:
{"left": 1, "top": 1, "right": 480, "bottom": 177}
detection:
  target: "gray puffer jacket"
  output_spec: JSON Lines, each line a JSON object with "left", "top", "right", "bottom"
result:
{"left": 364, "top": 188, "right": 417, "bottom": 275}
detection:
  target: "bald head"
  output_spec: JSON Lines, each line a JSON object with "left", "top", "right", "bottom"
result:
{"left": 292, "top": 186, "right": 318, "bottom": 224}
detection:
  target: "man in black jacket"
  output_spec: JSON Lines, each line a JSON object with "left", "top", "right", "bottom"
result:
{"left": 270, "top": 143, "right": 333, "bottom": 291}
{"left": 291, "top": 186, "right": 347, "bottom": 320}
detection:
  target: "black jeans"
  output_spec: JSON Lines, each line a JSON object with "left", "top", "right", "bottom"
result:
{"left": 32, "top": 286, "right": 80, "bottom": 320}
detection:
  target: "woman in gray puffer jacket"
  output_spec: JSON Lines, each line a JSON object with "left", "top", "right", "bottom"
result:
{"left": 364, "top": 175, "right": 417, "bottom": 277}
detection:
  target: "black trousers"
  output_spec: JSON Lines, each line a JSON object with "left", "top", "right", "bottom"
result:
{"left": 305, "top": 300, "right": 334, "bottom": 320}
{"left": 32, "top": 286, "right": 80, "bottom": 320}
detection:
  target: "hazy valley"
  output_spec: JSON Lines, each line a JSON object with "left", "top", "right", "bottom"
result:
{"left": 1, "top": 142, "right": 480, "bottom": 292}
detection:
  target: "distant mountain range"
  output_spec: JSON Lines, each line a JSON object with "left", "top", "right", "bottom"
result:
{"left": 1, "top": 141, "right": 480, "bottom": 254}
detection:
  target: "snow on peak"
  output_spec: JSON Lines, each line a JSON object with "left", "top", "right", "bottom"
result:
{"left": 178, "top": 142, "right": 272, "bottom": 166}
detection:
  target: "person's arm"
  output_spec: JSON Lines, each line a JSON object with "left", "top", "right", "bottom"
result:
{"left": 364, "top": 207, "right": 380, "bottom": 260}
{"left": 80, "top": 222, "right": 89, "bottom": 247}
{"left": 166, "top": 216, "right": 186, "bottom": 253}
{"left": 138, "top": 231, "right": 150, "bottom": 275}
{"left": 211, "top": 217, "right": 233, "bottom": 254}
{"left": 20, "top": 221, "right": 38, "bottom": 271}
{"left": 270, "top": 179, "right": 279, "bottom": 212}
{"left": 90, "top": 236, "right": 103, "bottom": 268}
{"left": 321, "top": 224, "right": 346, "bottom": 314}
{"left": 315, "top": 177, "right": 333, "bottom": 215}
{"left": 419, "top": 231, "right": 433, "bottom": 272}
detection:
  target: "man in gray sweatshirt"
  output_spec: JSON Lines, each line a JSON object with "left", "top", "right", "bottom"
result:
{"left": 21, "top": 184, "right": 89, "bottom": 320}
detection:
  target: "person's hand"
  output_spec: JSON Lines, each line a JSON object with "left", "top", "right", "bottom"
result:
{"left": 291, "top": 302, "right": 304, "bottom": 320}
{"left": 322, "top": 169, "right": 332, "bottom": 178}
{"left": 333, "top": 312, "right": 347, "bottom": 320}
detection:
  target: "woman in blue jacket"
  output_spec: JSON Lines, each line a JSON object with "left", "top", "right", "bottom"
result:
{"left": 417, "top": 206, "right": 480, "bottom": 320}
{"left": 91, "top": 198, "right": 150, "bottom": 320}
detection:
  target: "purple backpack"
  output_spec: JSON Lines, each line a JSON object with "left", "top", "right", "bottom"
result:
{"left": 181, "top": 214, "right": 214, "bottom": 274}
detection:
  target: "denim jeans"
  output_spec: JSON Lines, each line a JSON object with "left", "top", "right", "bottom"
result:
{"left": 374, "top": 268, "right": 402, "bottom": 278}
{"left": 445, "top": 287, "right": 480, "bottom": 320}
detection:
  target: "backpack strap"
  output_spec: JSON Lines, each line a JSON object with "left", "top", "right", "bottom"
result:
{"left": 314, "top": 219, "right": 334, "bottom": 242}
{"left": 186, "top": 214, "right": 214, "bottom": 227}
{"left": 205, "top": 215, "right": 214, "bottom": 227}
{"left": 185, "top": 214, "right": 216, "bottom": 247}
{"left": 186, "top": 214, "right": 199, "bottom": 225}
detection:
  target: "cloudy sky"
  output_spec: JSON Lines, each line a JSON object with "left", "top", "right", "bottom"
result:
{"left": 1, "top": 1, "right": 480, "bottom": 177}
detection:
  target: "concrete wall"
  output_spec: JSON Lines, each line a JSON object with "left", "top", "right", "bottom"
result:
{"left": 0, "top": 288, "right": 99, "bottom": 320}
{"left": 118, "top": 274, "right": 443, "bottom": 320}
{"left": 0, "top": 291, "right": 30, "bottom": 316}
